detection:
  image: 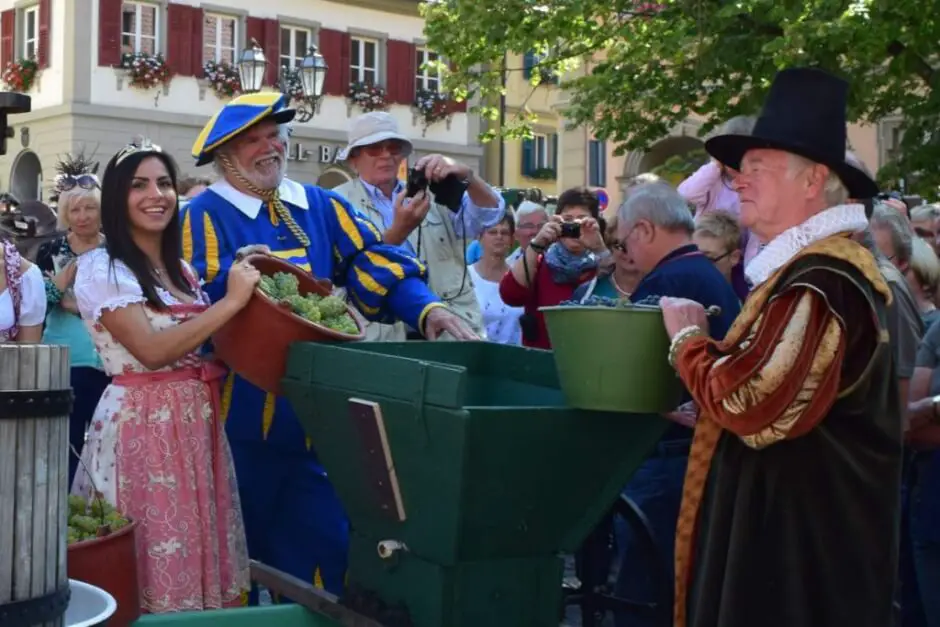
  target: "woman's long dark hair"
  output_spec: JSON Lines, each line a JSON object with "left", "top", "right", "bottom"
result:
{"left": 100, "top": 149, "right": 194, "bottom": 309}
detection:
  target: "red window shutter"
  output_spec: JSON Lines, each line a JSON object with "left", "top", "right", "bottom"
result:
{"left": 318, "top": 28, "right": 349, "bottom": 97}
{"left": 1, "top": 10, "right": 14, "bottom": 68}
{"left": 262, "top": 19, "right": 279, "bottom": 87}
{"left": 190, "top": 8, "right": 204, "bottom": 77}
{"left": 245, "top": 16, "right": 263, "bottom": 49}
{"left": 37, "top": 0, "right": 50, "bottom": 68}
{"left": 98, "top": 0, "right": 122, "bottom": 67}
{"left": 400, "top": 42, "right": 416, "bottom": 104}
{"left": 384, "top": 40, "right": 414, "bottom": 105}
{"left": 338, "top": 32, "right": 350, "bottom": 92}
{"left": 449, "top": 62, "right": 467, "bottom": 112}
{"left": 165, "top": 3, "right": 194, "bottom": 77}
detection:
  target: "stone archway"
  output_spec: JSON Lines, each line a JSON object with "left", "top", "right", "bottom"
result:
{"left": 10, "top": 150, "right": 42, "bottom": 202}
{"left": 618, "top": 120, "right": 706, "bottom": 196}
{"left": 317, "top": 168, "right": 352, "bottom": 190}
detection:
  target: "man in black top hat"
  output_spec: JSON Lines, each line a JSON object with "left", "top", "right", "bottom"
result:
{"left": 657, "top": 67, "right": 901, "bottom": 627}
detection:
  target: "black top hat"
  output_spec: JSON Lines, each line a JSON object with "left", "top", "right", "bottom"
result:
{"left": 705, "top": 67, "right": 879, "bottom": 200}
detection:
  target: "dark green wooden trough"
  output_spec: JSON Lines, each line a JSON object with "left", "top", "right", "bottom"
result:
{"left": 279, "top": 341, "right": 668, "bottom": 627}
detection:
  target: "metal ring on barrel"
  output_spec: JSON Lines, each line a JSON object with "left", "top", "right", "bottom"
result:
{"left": 0, "top": 579, "right": 70, "bottom": 627}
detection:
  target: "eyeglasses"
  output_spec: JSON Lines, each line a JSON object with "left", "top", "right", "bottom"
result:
{"left": 360, "top": 140, "right": 406, "bottom": 157}
{"left": 517, "top": 222, "right": 546, "bottom": 231}
{"left": 115, "top": 137, "right": 163, "bottom": 166}
{"left": 704, "top": 251, "right": 732, "bottom": 264}
{"left": 55, "top": 174, "right": 99, "bottom": 192}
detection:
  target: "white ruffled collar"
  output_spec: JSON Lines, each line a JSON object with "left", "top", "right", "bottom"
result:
{"left": 745, "top": 203, "right": 868, "bottom": 287}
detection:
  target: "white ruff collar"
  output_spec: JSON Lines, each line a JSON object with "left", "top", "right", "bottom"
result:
{"left": 745, "top": 203, "right": 869, "bottom": 287}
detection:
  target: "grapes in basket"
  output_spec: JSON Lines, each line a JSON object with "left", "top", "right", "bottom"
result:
{"left": 258, "top": 271, "right": 359, "bottom": 334}
{"left": 559, "top": 294, "right": 664, "bottom": 308}
{"left": 67, "top": 494, "right": 130, "bottom": 544}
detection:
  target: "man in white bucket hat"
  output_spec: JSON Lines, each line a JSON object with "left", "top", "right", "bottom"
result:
{"left": 334, "top": 111, "right": 505, "bottom": 341}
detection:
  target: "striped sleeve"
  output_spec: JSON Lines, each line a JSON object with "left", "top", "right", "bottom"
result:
{"left": 181, "top": 202, "right": 233, "bottom": 304}
{"left": 674, "top": 287, "right": 845, "bottom": 449}
{"left": 323, "top": 191, "right": 443, "bottom": 332}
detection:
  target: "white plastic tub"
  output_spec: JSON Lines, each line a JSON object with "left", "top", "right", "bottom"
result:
{"left": 65, "top": 579, "right": 118, "bottom": 627}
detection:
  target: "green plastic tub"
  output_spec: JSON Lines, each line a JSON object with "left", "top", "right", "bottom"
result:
{"left": 540, "top": 305, "right": 684, "bottom": 413}
{"left": 132, "top": 605, "right": 340, "bottom": 626}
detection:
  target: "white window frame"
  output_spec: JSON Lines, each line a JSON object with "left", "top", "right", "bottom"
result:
{"left": 204, "top": 13, "right": 239, "bottom": 65}
{"left": 21, "top": 6, "right": 38, "bottom": 60}
{"left": 121, "top": 1, "right": 161, "bottom": 56}
{"left": 533, "top": 133, "right": 553, "bottom": 169}
{"left": 280, "top": 25, "right": 312, "bottom": 70}
{"left": 350, "top": 36, "right": 379, "bottom": 84}
{"left": 416, "top": 47, "right": 441, "bottom": 92}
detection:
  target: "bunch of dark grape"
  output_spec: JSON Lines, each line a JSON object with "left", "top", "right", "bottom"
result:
{"left": 632, "top": 295, "right": 664, "bottom": 307}
{"left": 558, "top": 294, "right": 664, "bottom": 308}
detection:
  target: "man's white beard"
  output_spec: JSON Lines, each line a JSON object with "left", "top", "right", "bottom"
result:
{"left": 236, "top": 158, "right": 286, "bottom": 191}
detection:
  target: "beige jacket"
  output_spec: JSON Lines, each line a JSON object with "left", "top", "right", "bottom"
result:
{"left": 334, "top": 179, "right": 484, "bottom": 341}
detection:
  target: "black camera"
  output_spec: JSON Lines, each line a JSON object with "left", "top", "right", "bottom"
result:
{"left": 406, "top": 167, "right": 429, "bottom": 198}
{"left": 560, "top": 221, "right": 581, "bottom": 239}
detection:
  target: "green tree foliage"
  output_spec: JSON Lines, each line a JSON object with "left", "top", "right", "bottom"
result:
{"left": 422, "top": 0, "right": 940, "bottom": 193}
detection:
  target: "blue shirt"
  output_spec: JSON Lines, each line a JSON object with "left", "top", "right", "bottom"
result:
{"left": 358, "top": 178, "right": 506, "bottom": 255}
{"left": 632, "top": 243, "right": 742, "bottom": 441}
{"left": 181, "top": 178, "right": 441, "bottom": 453}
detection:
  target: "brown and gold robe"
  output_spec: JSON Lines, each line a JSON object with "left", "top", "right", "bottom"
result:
{"left": 672, "top": 234, "right": 902, "bottom": 627}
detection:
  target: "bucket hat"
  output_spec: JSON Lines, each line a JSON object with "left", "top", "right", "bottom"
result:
{"left": 336, "top": 112, "right": 413, "bottom": 162}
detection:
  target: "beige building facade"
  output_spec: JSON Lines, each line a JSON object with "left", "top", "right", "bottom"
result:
{"left": 0, "top": 0, "right": 482, "bottom": 204}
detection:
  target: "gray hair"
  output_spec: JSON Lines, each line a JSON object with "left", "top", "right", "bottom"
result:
{"left": 912, "top": 204, "right": 940, "bottom": 223}
{"left": 212, "top": 122, "right": 292, "bottom": 176}
{"left": 870, "top": 202, "right": 914, "bottom": 264}
{"left": 514, "top": 200, "right": 547, "bottom": 224}
{"left": 909, "top": 236, "right": 940, "bottom": 297}
{"left": 56, "top": 187, "right": 100, "bottom": 230}
{"left": 617, "top": 182, "right": 695, "bottom": 234}
{"left": 856, "top": 228, "right": 885, "bottom": 261}
{"left": 787, "top": 154, "right": 849, "bottom": 207}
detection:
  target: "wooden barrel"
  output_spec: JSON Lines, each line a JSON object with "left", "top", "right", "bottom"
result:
{"left": 0, "top": 344, "right": 72, "bottom": 627}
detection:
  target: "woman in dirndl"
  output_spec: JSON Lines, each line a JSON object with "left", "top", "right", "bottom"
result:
{"left": 71, "top": 139, "right": 258, "bottom": 613}
{"left": 0, "top": 236, "right": 46, "bottom": 343}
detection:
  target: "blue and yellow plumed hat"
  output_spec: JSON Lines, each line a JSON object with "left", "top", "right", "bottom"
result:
{"left": 192, "top": 91, "right": 296, "bottom": 167}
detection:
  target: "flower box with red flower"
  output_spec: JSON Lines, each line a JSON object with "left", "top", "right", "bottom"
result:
{"left": 347, "top": 81, "right": 388, "bottom": 112}
{"left": 120, "top": 52, "right": 173, "bottom": 91}
{"left": 2, "top": 58, "right": 40, "bottom": 93}
{"left": 413, "top": 88, "right": 453, "bottom": 133}
{"left": 203, "top": 60, "right": 242, "bottom": 100}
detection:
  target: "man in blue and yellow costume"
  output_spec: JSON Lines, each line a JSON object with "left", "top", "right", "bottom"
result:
{"left": 181, "top": 92, "right": 475, "bottom": 599}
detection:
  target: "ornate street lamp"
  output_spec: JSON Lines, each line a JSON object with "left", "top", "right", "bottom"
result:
{"left": 237, "top": 39, "right": 267, "bottom": 94}
{"left": 280, "top": 45, "right": 328, "bottom": 123}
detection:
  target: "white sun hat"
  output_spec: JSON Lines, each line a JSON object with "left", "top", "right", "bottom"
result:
{"left": 336, "top": 111, "right": 414, "bottom": 161}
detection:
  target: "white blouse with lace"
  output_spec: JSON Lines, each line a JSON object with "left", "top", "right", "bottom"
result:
{"left": 0, "top": 264, "right": 47, "bottom": 333}
{"left": 74, "top": 248, "right": 210, "bottom": 377}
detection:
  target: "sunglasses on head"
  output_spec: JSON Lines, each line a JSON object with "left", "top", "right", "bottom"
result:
{"left": 360, "top": 140, "right": 405, "bottom": 157}
{"left": 57, "top": 174, "right": 99, "bottom": 191}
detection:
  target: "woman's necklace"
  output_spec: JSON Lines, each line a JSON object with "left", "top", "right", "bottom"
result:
{"left": 610, "top": 272, "right": 632, "bottom": 297}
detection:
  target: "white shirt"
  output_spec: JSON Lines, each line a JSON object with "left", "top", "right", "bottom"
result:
{"left": 0, "top": 264, "right": 47, "bottom": 333}
{"left": 468, "top": 265, "right": 523, "bottom": 345}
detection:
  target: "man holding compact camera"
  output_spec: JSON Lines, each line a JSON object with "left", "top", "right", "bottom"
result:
{"left": 334, "top": 112, "right": 505, "bottom": 341}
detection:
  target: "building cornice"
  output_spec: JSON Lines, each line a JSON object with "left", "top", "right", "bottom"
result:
{"left": 327, "top": 0, "right": 420, "bottom": 18}
{"left": 10, "top": 102, "right": 483, "bottom": 157}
